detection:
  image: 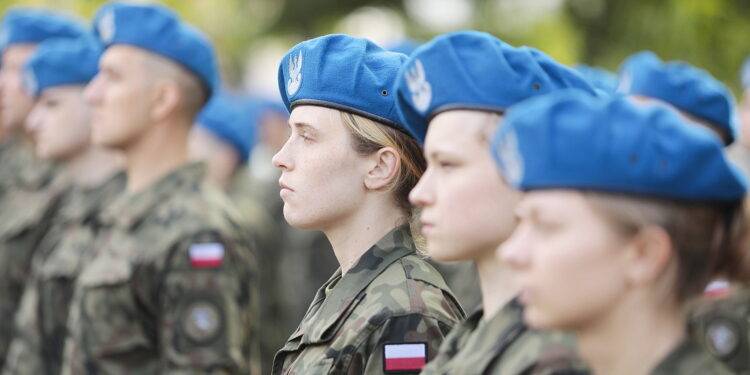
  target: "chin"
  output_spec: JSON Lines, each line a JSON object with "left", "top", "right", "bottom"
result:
{"left": 282, "top": 205, "right": 320, "bottom": 230}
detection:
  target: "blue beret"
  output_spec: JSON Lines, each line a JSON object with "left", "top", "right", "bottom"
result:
{"left": 278, "top": 34, "right": 409, "bottom": 133}
{"left": 491, "top": 90, "right": 747, "bottom": 202}
{"left": 618, "top": 51, "right": 737, "bottom": 145}
{"left": 574, "top": 64, "right": 619, "bottom": 94}
{"left": 394, "top": 31, "right": 598, "bottom": 144}
{"left": 92, "top": 2, "right": 218, "bottom": 95}
{"left": 23, "top": 36, "right": 102, "bottom": 97}
{"left": 197, "top": 94, "right": 256, "bottom": 163}
{"left": 741, "top": 55, "right": 750, "bottom": 90}
{"left": 0, "top": 8, "right": 85, "bottom": 50}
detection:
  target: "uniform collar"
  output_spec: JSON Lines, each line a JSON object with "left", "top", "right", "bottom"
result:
{"left": 100, "top": 162, "right": 206, "bottom": 230}
{"left": 297, "top": 225, "right": 416, "bottom": 344}
{"left": 59, "top": 171, "right": 126, "bottom": 223}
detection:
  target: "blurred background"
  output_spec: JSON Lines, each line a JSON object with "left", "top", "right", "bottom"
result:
{"left": 2, "top": 0, "right": 748, "bottom": 99}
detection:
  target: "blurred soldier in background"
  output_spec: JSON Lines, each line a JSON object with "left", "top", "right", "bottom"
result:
{"left": 395, "top": 31, "right": 594, "bottom": 374}
{"left": 3, "top": 36, "right": 123, "bottom": 375}
{"left": 0, "top": 9, "right": 85, "bottom": 367}
{"left": 60, "top": 2, "right": 258, "bottom": 373}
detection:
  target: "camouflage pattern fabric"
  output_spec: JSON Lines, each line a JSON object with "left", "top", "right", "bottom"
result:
{"left": 422, "top": 299, "right": 588, "bottom": 375}
{"left": 650, "top": 338, "right": 735, "bottom": 375}
{"left": 60, "top": 163, "right": 259, "bottom": 374}
{"left": 0, "top": 155, "right": 67, "bottom": 368}
{"left": 428, "top": 261, "right": 482, "bottom": 313}
{"left": 0, "top": 137, "right": 57, "bottom": 197}
{"left": 689, "top": 287, "right": 750, "bottom": 374}
{"left": 271, "top": 225, "right": 465, "bottom": 375}
{"left": 3, "top": 172, "right": 126, "bottom": 375}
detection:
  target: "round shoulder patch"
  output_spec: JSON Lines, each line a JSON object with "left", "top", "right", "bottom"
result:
{"left": 705, "top": 317, "right": 741, "bottom": 359}
{"left": 181, "top": 300, "right": 223, "bottom": 344}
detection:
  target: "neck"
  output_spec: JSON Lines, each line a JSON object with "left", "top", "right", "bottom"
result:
{"left": 324, "top": 195, "right": 406, "bottom": 275}
{"left": 577, "top": 293, "right": 684, "bottom": 375}
{"left": 123, "top": 119, "right": 190, "bottom": 193}
{"left": 64, "top": 146, "right": 122, "bottom": 188}
{"left": 475, "top": 249, "right": 518, "bottom": 317}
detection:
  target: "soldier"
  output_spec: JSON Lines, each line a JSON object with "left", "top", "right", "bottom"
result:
{"left": 0, "top": 9, "right": 85, "bottom": 365}
{"left": 618, "top": 51, "right": 737, "bottom": 145}
{"left": 271, "top": 34, "right": 465, "bottom": 374}
{"left": 190, "top": 93, "right": 273, "bottom": 235}
{"left": 242, "top": 96, "right": 339, "bottom": 371}
{"left": 393, "top": 30, "right": 594, "bottom": 374}
{"left": 496, "top": 91, "right": 747, "bottom": 374}
{"left": 60, "top": 2, "right": 257, "bottom": 373}
{"left": 190, "top": 94, "right": 283, "bottom": 371}
{"left": 2, "top": 36, "right": 123, "bottom": 375}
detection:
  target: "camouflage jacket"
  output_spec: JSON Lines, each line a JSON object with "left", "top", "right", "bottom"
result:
{"left": 689, "top": 287, "right": 750, "bottom": 374}
{"left": 0, "top": 157, "right": 67, "bottom": 368}
{"left": 422, "top": 300, "right": 588, "bottom": 375}
{"left": 0, "top": 137, "right": 57, "bottom": 196}
{"left": 61, "top": 163, "right": 259, "bottom": 375}
{"left": 3, "top": 172, "right": 126, "bottom": 375}
{"left": 271, "top": 225, "right": 465, "bottom": 375}
{"left": 650, "top": 338, "right": 735, "bottom": 375}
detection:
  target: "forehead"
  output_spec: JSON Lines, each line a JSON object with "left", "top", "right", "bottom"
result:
{"left": 522, "top": 190, "right": 589, "bottom": 214}
{"left": 100, "top": 44, "right": 146, "bottom": 69}
{"left": 1, "top": 43, "right": 36, "bottom": 66}
{"left": 39, "top": 84, "right": 85, "bottom": 98}
{"left": 289, "top": 105, "right": 340, "bottom": 127}
{"left": 425, "top": 110, "right": 501, "bottom": 149}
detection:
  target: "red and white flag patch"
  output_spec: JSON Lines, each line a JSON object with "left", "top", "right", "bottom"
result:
{"left": 189, "top": 243, "right": 225, "bottom": 268}
{"left": 383, "top": 343, "right": 427, "bottom": 373}
{"left": 703, "top": 279, "right": 731, "bottom": 300}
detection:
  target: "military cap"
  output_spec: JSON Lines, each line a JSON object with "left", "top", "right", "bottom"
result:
{"left": 491, "top": 89, "right": 747, "bottom": 202}
{"left": 393, "top": 30, "right": 597, "bottom": 144}
{"left": 23, "top": 36, "right": 102, "bottom": 97}
{"left": 618, "top": 51, "right": 737, "bottom": 144}
{"left": 574, "top": 64, "right": 619, "bottom": 94}
{"left": 0, "top": 8, "right": 85, "bottom": 50}
{"left": 278, "top": 34, "right": 409, "bottom": 134}
{"left": 197, "top": 94, "right": 256, "bottom": 163}
{"left": 91, "top": 1, "right": 218, "bottom": 95}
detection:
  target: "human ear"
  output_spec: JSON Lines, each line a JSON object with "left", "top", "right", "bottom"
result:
{"left": 364, "top": 146, "right": 400, "bottom": 190}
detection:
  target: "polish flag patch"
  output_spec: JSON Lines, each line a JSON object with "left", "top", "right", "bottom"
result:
{"left": 383, "top": 343, "right": 427, "bottom": 373}
{"left": 189, "top": 243, "right": 225, "bottom": 268}
{"left": 703, "top": 280, "right": 731, "bottom": 300}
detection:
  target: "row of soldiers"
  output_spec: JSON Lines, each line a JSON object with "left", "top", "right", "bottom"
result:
{"left": 1, "top": 1, "right": 750, "bottom": 374}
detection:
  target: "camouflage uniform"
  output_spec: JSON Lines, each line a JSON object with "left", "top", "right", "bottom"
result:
{"left": 272, "top": 225, "right": 465, "bottom": 375}
{"left": 650, "top": 338, "right": 734, "bottom": 375}
{"left": 0, "top": 137, "right": 57, "bottom": 197}
{"left": 0, "top": 144, "right": 67, "bottom": 367}
{"left": 3, "top": 172, "right": 126, "bottom": 375}
{"left": 428, "top": 261, "right": 481, "bottom": 313}
{"left": 421, "top": 299, "right": 588, "bottom": 375}
{"left": 61, "top": 163, "right": 259, "bottom": 374}
{"left": 689, "top": 288, "right": 750, "bottom": 374}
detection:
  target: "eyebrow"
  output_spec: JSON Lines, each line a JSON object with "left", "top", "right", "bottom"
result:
{"left": 289, "top": 121, "right": 318, "bottom": 133}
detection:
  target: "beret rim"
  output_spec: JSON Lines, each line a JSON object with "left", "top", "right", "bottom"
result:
{"left": 430, "top": 103, "right": 507, "bottom": 119}
{"left": 291, "top": 98, "right": 412, "bottom": 138}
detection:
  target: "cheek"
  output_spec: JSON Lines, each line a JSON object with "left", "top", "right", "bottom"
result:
{"left": 283, "top": 144, "right": 366, "bottom": 228}
{"left": 526, "top": 233, "right": 627, "bottom": 329}
{"left": 433, "top": 167, "right": 518, "bottom": 254}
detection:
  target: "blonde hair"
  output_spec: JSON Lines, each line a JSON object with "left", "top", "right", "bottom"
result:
{"left": 584, "top": 192, "right": 749, "bottom": 302}
{"left": 340, "top": 112, "right": 426, "bottom": 247}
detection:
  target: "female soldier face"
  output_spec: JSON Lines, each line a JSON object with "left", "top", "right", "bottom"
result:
{"left": 409, "top": 110, "right": 520, "bottom": 262}
{"left": 498, "top": 190, "right": 630, "bottom": 330}
{"left": 25, "top": 85, "right": 90, "bottom": 161}
{"left": 272, "top": 105, "right": 371, "bottom": 231}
